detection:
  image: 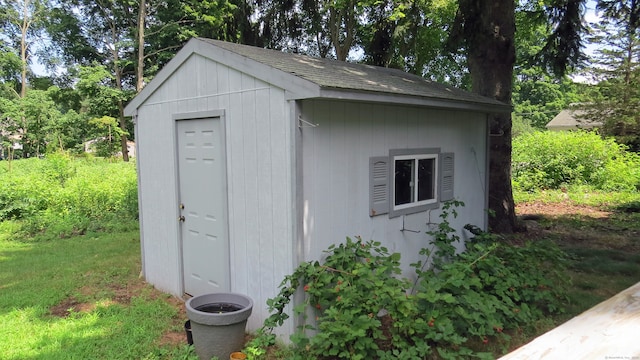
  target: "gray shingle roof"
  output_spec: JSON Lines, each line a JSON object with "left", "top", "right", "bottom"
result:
{"left": 198, "top": 38, "right": 508, "bottom": 111}
{"left": 546, "top": 110, "right": 603, "bottom": 130}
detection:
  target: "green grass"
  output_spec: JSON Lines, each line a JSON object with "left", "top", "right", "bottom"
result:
{"left": 563, "top": 247, "right": 640, "bottom": 316}
{"left": 499, "top": 188, "right": 640, "bottom": 355}
{"left": 514, "top": 187, "right": 640, "bottom": 206}
{"left": 0, "top": 156, "right": 196, "bottom": 360}
{"left": 0, "top": 230, "right": 194, "bottom": 360}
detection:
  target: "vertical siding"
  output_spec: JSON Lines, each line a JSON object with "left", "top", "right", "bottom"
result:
{"left": 300, "top": 99, "right": 487, "bottom": 280}
{"left": 135, "top": 54, "right": 294, "bottom": 334}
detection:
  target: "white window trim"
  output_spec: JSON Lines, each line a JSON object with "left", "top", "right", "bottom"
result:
{"left": 389, "top": 148, "right": 440, "bottom": 218}
{"left": 392, "top": 153, "right": 438, "bottom": 211}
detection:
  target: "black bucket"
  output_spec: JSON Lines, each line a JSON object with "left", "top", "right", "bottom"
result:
{"left": 184, "top": 320, "right": 193, "bottom": 345}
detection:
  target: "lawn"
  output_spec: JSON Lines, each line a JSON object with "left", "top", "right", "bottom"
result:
{"left": 1, "top": 191, "right": 639, "bottom": 359}
{"left": 514, "top": 196, "right": 640, "bottom": 320}
{"left": 0, "top": 228, "right": 194, "bottom": 360}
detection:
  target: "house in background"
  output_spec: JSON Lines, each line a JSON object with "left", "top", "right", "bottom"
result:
{"left": 83, "top": 138, "right": 136, "bottom": 158}
{"left": 0, "top": 131, "right": 23, "bottom": 160}
{"left": 124, "top": 38, "right": 510, "bottom": 336}
{"left": 546, "top": 109, "right": 602, "bottom": 131}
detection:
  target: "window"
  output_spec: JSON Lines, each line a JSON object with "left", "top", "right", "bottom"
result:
{"left": 393, "top": 154, "right": 437, "bottom": 209}
{"left": 369, "top": 149, "right": 454, "bottom": 218}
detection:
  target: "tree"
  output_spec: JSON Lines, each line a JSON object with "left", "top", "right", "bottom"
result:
{"left": 0, "top": 89, "right": 63, "bottom": 157}
{"left": 582, "top": 0, "right": 640, "bottom": 150}
{"left": 359, "top": 0, "right": 470, "bottom": 87}
{"left": 449, "top": 0, "right": 517, "bottom": 233}
{"left": 134, "top": 0, "right": 250, "bottom": 91}
{"left": 256, "top": 0, "right": 389, "bottom": 60}
{"left": 87, "top": 115, "right": 126, "bottom": 156}
{"left": 512, "top": 66, "right": 585, "bottom": 131}
{"left": 44, "top": 3, "right": 103, "bottom": 67}
{"left": 450, "top": 0, "right": 587, "bottom": 233}
{"left": 0, "top": 41, "right": 22, "bottom": 84}
{"left": 53, "top": 0, "right": 136, "bottom": 161}
{"left": 136, "top": 0, "right": 146, "bottom": 92}
{"left": 0, "top": 0, "right": 50, "bottom": 98}
{"left": 511, "top": 1, "right": 586, "bottom": 133}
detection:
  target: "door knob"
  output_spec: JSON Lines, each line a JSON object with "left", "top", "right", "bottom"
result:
{"left": 178, "top": 215, "right": 185, "bottom": 222}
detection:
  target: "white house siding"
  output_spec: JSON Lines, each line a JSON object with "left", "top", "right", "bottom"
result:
{"left": 299, "top": 99, "right": 487, "bottom": 281}
{"left": 134, "top": 53, "right": 295, "bottom": 333}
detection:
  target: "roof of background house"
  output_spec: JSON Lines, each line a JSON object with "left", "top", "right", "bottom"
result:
{"left": 125, "top": 38, "right": 511, "bottom": 115}
{"left": 546, "top": 109, "right": 603, "bottom": 130}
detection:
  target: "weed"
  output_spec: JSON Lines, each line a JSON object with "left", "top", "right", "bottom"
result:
{"left": 512, "top": 131, "right": 640, "bottom": 192}
{"left": 247, "top": 202, "right": 569, "bottom": 359}
{"left": 0, "top": 157, "right": 138, "bottom": 241}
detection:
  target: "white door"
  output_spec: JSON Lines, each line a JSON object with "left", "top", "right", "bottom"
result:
{"left": 176, "top": 117, "right": 229, "bottom": 296}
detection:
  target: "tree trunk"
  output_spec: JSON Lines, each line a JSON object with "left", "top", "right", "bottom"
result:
{"left": 118, "top": 100, "right": 129, "bottom": 161}
{"left": 459, "top": 0, "right": 518, "bottom": 233}
{"left": 329, "top": 2, "right": 356, "bottom": 61}
{"left": 20, "top": 0, "right": 30, "bottom": 98}
{"left": 136, "top": 0, "right": 146, "bottom": 93}
{"left": 114, "top": 64, "right": 129, "bottom": 162}
{"left": 109, "top": 20, "right": 129, "bottom": 162}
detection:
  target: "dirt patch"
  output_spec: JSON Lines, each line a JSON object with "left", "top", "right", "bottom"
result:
{"left": 514, "top": 201, "right": 640, "bottom": 252}
{"left": 49, "top": 297, "right": 96, "bottom": 317}
{"left": 109, "top": 281, "right": 144, "bottom": 305}
{"left": 159, "top": 328, "right": 188, "bottom": 347}
{"left": 49, "top": 277, "right": 161, "bottom": 318}
{"left": 157, "top": 293, "right": 189, "bottom": 347}
{"left": 166, "top": 296, "right": 187, "bottom": 318}
{"left": 517, "top": 201, "right": 612, "bottom": 218}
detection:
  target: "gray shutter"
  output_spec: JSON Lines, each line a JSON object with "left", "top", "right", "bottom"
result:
{"left": 369, "top": 156, "right": 389, "bottom": 216}
{"left": 440, "top": 152, "right": 454, "bottom": 202}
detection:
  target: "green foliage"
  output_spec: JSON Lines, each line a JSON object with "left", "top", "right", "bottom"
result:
{"left": 87, "top": 116, "right": 128, "bottom": 157}
{"left": 247, "top": 202, "right": 569, "bottom": 359}
{"left": 0, "top": 89, "right": 65, "bottom": 157}
{"left": 0, "top": 85, "right": 92, "bottom": 157}
{"left": 0, "top": 155, "right": 138, "bottom": 238}
{"left": 75, "top": 65, "right": 128, "bottom": 120}
{"left": 0, "top": 41, "right": 21, "bottom": 83}
{"left": 512, "top": 70, "right": 583, "bottom": 130}
{"left": 580, "top": 0, "right": 640, "bottom": 150}
{"left": 0, "top": 229, "right": 185, "bottom": 360}
{"left": 252, "top": 236, "right": 414, "bottom": 360}
{"left": 512, "top": 131, "right": 640, "bottom": 192}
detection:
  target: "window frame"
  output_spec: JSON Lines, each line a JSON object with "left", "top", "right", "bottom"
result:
{"left": 389, "top": 148, "right": 440, "bottom": 218}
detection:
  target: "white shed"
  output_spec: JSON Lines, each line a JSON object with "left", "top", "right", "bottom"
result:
{"left": 124, "top": 38, "right": 510, "bottom": 336}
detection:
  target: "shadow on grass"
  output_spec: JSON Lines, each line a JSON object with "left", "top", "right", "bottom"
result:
{"left": 4, "top": 299, "right": 178, "bottom": 360}
{"left": 515, "top": 202, "right": 640, "bottom": 319}
{"left": 0, "top": 230, "right": 186, "bottom": 360}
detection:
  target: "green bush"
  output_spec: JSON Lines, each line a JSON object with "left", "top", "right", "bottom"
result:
{"left": 0, "top": 159, "right": 53, "bottom": 220}
{"left": 0, "top": 154, "right": 138, "bottom": 238}
{"left": 247, "top": 202, "right": 569, "bottom": 359}
{"left": 512, "top": 131, "right": 640, "bottom": 191}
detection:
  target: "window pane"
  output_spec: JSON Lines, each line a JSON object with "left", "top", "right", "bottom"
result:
{"left": 395, "top": 159, "right": 414, "bottom": 205}
{"left": 417, "top": 158, "right": 435, "bottom": 201}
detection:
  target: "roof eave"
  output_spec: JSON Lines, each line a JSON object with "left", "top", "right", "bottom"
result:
{"left": 315, "top": 88, "right": 512, "bottom": 114}
{"left": 124, "top": 38, "right": 321, "bottom": 116}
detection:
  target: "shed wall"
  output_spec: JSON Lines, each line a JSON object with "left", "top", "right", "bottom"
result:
{"left": 299, "top": 99, "right": 488, "bottom": 281}
{"left": 134, "top": 54, "right": 295, "bottom": 333}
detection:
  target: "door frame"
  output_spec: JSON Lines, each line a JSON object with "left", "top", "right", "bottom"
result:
{"left": 172, "top": 110, "right": 230, "bottom": 296}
